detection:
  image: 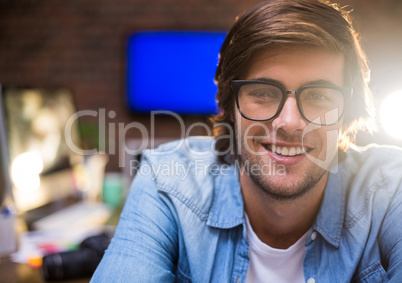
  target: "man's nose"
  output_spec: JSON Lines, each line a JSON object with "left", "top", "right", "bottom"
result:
{"left": 272, "top": 96, "right": 307, "bottom": 135}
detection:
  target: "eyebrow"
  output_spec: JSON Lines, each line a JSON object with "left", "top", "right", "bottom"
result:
{"left": 253, "top": 77, "right": 341, "bottom": 88}
{"left": 304, "top": 79, "right": 340, "bottom": 87}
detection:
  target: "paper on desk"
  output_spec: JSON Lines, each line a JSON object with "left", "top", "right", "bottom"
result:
{"left": 11, "top": 225, "right": 112, "bottom": 264}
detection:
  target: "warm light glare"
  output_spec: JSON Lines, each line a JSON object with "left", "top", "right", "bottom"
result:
{"left": 11, "top": 151, "right": 44, "bottom": 191}
{"left": 381, "top": 90, "right": 402, "bottom": 140}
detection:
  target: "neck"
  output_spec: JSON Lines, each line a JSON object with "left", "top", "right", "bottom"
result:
{"left": 241, "top": 171, "right": 327, "bottom": 249}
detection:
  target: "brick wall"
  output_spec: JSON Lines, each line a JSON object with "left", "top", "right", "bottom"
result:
{"left": 0, "top": 0, "right": 263, "bottom": 171}
{"left": 0, "top": 0, "right": 401, "bottom": 170}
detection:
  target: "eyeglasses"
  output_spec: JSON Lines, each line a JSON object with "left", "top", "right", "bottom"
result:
{"left": 232, "top": 79, "right": 350, "bottom": 126}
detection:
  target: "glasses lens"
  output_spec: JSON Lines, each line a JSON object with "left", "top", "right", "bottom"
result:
{"left": 299, "top": 87, "right": 344, "bottom": 125}
{"left": 238, "top": 83, "right": 283, "bottom": 120}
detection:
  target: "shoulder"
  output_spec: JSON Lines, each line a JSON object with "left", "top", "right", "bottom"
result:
{"left": 138, "top": 136, "right": 230, "bottom": 218}
{"left": 343, "top": 144, "right": 402, "bottom": 188}
{"left": 345, "top": 143, "right": 402, "bottom": 165}
{"left": 144, "top": 136, "right": 217, "bottom": 163}
{"left": 141, "top": 136, "right": 219, "bottom": 180}
{"left": 341, "top": 144, "right": 402, "bottom": 219}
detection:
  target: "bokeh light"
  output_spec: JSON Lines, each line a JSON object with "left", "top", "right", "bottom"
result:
{"left": 11, "top": 151, "right": 44, "bottom": 192}
{"left": 380, "top": 90, "right": 402, "bottom": 140}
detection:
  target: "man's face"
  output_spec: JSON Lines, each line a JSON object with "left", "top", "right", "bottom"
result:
{"left": 236, "top": 46, "right": 344, "bottom": 200}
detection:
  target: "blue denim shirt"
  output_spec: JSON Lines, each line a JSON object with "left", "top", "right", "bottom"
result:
{"left": 92, "top": 137, "right": 402, "bottom": 282}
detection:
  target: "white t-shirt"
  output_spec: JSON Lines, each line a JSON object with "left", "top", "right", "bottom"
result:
{"left": 245, "top": 214, "right": 308, "bottom": 283}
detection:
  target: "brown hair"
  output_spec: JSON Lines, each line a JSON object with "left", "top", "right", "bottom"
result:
{"left": 212, "top": 0, "right": 376, "bottom": 164}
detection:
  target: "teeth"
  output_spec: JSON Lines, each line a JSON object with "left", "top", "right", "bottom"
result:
{"left": 289, "top": 147, "right": 296, "bottom": 156}
{"left": 270, "top": 145, "right": 306, "bottom": 156}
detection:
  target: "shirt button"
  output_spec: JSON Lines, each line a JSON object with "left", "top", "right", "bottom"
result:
{"left": 311, "top": 231, "right": 317, "bottom": 241}
{"left": 307, "top": 278, "right": 315, "bottom": 283}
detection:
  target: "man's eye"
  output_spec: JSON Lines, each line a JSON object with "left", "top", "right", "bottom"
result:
{"left": 308, "top": 93, "right": 328, "bottom": 101}
{"left": 303, "top": 89, "right": 333, "bottom": 102}
{"left": 249, "top": 90, "right": 278, "bottom": 99}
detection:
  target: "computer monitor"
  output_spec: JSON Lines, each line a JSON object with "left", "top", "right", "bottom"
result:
{"left": 0, "top": 95, "right": 16, "bottom": 255}
{"left": 0, "top": 88, "right": 12, "bottom": 208}
{"left": 127, "top": 31, "right": 226, "bottom": 114}
{"left": 0, "top": 86, "right": 83, "bottom": 215}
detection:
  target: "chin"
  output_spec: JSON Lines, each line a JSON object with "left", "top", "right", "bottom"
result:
{"left": 251, "top": 174, "right": 313, "bottom": 200}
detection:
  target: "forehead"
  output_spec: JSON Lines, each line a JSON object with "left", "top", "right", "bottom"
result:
{"left": 243, "top": 46, "right": 345, "bottom": 88}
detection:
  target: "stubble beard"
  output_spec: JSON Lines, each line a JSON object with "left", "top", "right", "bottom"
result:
{"left": 239, "top": 141, "right": 328, "bottom": 201}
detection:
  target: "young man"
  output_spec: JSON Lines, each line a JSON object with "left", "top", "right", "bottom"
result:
{"left": 92, "top": 0, "right": 402, "bottom": 282}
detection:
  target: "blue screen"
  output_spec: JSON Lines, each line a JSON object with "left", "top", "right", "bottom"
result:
{"left": 127, "top": 31, "right": 226, "bottom": 114}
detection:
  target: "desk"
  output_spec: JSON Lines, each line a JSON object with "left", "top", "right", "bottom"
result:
{"left": 0, "top": 207, "right": 121, "bottom": 283}
{"left": 0, "top": 256, "right": 90, "bottom": 283}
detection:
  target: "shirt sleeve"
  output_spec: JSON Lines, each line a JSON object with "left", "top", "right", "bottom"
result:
{"left": 91, "top": 157, "right": 179, "bottom": 282}
{"left": 379, "top": 183, "right": 402, "bottom": 282}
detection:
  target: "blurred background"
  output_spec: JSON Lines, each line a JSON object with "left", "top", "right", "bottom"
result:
{"left": 0, "top": 0, "right": 259, "bottom": 173}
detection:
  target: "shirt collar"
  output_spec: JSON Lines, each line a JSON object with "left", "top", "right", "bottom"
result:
{"left": 206, "top": 164, "right": 245, "bottom": 229}
{"left": 206, "top": 159, "right": 347, "bottom": 247}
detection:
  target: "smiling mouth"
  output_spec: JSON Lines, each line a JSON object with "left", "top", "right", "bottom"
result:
{"left": 262, "top": 144, "right": 310, "bottom": 157}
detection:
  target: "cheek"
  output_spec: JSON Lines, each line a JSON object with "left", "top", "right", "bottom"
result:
{"left": 235, "top": 117, "right": 265, "bottom": 145}
{"left": 241, "top": 121, "right": 272, "bottom": 140}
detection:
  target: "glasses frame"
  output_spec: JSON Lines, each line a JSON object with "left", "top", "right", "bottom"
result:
{"left": 232, "top": 79, "right": 351, "bottom": 126}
